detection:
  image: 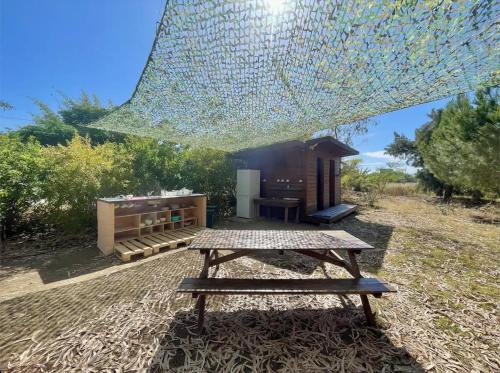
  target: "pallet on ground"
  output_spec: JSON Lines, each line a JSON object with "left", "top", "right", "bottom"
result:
{"left": 114, "top": 239, "right": 153, "bottom": 262}
{"left": 114, "top": 227, "right": 204, "bottom": 262}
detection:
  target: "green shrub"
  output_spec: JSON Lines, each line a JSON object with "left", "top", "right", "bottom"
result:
{"left": 341, "top": 159, "right": 369, "bottom": 191}
{"left": 39, "top": 136, "right": 131, "bottom": 230}
{"left": 180, "top": 148, "right": 240, "bottom": 216}
{"left": 0, "top": 134, "right": 44, "bottom": 235}
{"left": 1, "top": 129, "right": 241, "bottom": 235}
{"left": 124, "top": 136, "right": 181, "bottom": 194}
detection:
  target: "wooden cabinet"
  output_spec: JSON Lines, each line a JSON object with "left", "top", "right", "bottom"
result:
{"left": 97, "top": 194, "right": 206, "bottom": 259}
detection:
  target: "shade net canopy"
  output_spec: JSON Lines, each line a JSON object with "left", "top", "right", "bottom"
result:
{"left": 92, "top": 0, "right": 499, "bottom": 151}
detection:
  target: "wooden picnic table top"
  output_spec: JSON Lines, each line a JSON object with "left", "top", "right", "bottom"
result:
{"left": 187, "top": 229, "right": 373, "bottom": 251}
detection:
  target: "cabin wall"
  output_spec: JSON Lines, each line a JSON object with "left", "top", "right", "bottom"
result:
{"left": 304, "top": 147, "right": 342, "bottom": 214}
{"left": 240, "top": 143, "right": 344, "bottom": 219}
{"left": 244, "top": 147, "right": 308, "bottom": 217}
{"left": 334, "top": 158, "right": 341, "bottom": 205}
{"left": 323, "top": 160, "right": 330, "bottom": 208}
{"left": 304, "top": 150, "right": 317, "bottom": 215}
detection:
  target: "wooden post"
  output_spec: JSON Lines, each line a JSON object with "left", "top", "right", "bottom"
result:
{"left": 197, "top": 249, "right": 211, "bottom": 333}
{"left": 348, "top": 251, "right": 376, "bottom": 326}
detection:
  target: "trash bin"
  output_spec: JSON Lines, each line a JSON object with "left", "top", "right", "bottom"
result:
{"left": 206, "top": 206, "right": 216, "bottom": 228}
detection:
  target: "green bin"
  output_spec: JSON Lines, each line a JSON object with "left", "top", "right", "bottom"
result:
{"left": 206, "top": 206, "right": 216, "bottom": 228}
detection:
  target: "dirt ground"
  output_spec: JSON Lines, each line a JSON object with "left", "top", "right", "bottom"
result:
{"left": 0, "top": 196, "right": 498, "bottom": 372}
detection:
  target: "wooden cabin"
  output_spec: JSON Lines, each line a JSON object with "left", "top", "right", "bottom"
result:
{"left": 233, "top": 136, "right": 359, "bottom": 223}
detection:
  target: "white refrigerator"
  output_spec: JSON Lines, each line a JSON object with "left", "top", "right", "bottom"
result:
{"left": 236, "top": 169, "right": 260, "bottom": 218}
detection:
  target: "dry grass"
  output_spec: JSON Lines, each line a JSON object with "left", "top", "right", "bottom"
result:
{"left": 383, "top": 182, "right": 421, "bottom": 197}
{"left": 2, "top": 196, "right": 499, "bottom": 372}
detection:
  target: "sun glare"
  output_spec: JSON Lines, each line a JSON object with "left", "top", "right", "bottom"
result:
{"left": 266, "top": 0, "right": 286, "bottom": 15}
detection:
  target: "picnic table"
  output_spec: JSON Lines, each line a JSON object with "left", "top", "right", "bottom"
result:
{"left": 178, "top": 230, "right": 394, "bottom": 332}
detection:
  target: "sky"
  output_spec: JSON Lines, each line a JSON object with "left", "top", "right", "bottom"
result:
{"left": 1, "top": 0, "right": 454, "bottom": 174}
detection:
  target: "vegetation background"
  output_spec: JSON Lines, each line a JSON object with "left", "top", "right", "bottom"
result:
{"left": 0, "top": 89, "right": 498, "bottom": 242}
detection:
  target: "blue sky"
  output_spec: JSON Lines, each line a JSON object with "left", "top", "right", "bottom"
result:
{"left": 1, "top": 0, "right": 453, "bottom": 173}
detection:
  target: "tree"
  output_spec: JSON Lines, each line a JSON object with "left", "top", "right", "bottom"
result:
{"left": 319, "top": 118, "right": 373, "bottom": 145}
{"left": 16, "top": 93, "right": 125, "bottom": 145}
{"left": 386, "top": 110, "right": 453, "bottom": 198}
{"left": 17, "top": 100, "right": 77, "bottom": 145}
{"left": 385, "top": 133, "right": 422, "bottom": 167}
{"left": 0, "top": 100, "right": 14, "bottom": 111}
{"left": 386, "top": 89, "right": 500, "bottom": 200}
{"left": 419, "top": 89, "right": 500, "bottom": 199}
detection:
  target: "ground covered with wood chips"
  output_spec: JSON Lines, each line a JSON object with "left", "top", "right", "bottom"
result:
{"left": 0, "top": 196, "right": 498, "bottom": 372}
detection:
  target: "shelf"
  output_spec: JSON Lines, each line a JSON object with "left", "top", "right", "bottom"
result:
{"left": 141, "top": 222, "right": 168, "bottom": 228}
{"left": 115, "top": 212, "right": 142, "bottom": 218}
{"left": 115, "top": 210, "right": 172, "bottom": 218}
{"left": 115, "top": 219, "right": 195, "bottom": 232}
{"left": 115, "top": 233, "right": 140, "bottom": 241}
{"left": 115, "top": 207, "right": 196, "bottom": 218}
{"left": 98, "top": 194, "right": 205, "bottom": 260}
{"left": 115, "top": 226, "right": 139, "bottom": 233}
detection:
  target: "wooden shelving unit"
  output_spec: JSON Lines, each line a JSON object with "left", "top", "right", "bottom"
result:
{"left": 97, "top": 194, "right": 206, "bottom": 261}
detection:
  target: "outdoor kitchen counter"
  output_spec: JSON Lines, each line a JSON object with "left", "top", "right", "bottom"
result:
{"left": 254, "top": 197, "right": 300, "bottom": 224}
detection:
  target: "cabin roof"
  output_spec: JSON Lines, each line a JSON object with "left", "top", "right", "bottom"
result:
{"left": 232, "top": 136, "right": 358, "bottom": 158}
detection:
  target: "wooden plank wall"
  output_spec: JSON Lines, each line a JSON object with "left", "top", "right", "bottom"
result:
{"left": 246, "top": 147, "right": 307, "bottom": 217}
{"left": 242, "top": 144, "right": 343, "bottom": 218}
{"left": 304, "top": 147, "right": 342, "bottom": 214}
{"left": 334, "top": 158, "right": 341, "bottom": 205}
{"left": 304, "top": 150, "right": 317, "bottom": 215}
{"left": 323, "top": 159, "right": 330, "bottom": 208}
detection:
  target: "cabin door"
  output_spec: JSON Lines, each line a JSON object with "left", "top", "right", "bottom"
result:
{"left": 316, "top": 158, "right": 324, "bottom": 210}
{"left": 329, "top": 160, "right": 336, "bottom": 206}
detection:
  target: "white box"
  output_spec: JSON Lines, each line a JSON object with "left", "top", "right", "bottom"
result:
{"left": 236, "top": 169, "right": 260, "bottom": 197}
{"left": 236, "top": 196, "right": 257, "bottom": 219}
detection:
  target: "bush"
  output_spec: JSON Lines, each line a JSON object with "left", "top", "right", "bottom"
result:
{"left": 341, "top": 159, "right": 421, "bottom": 205}
{"left": 0, "top": 134, "right": 44, "bottom": 236}
{"left": 1, "top": 130, "right": 241, "bottom": 236}
{"left": 180, "top": 148, "right": 240, "bottom": 216}
{"left": 39, "top": 137, "right": 131, "bottom": 230}
{"left": 2, "top": 91, "right": 245, "bottom": 237}
{"left": 341, "top": 159, "right": 369, "bottom": 192}
{"left": 124, "top": 137, "right": 181, "bottom": 194}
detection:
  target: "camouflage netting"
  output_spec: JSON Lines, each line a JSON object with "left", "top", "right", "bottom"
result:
{"left": 92, "top": 0, "right": 499, "bottom": 151}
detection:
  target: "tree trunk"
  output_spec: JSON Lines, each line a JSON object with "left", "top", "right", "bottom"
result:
{"left": 0, "top": 223, "right": 6, "bottom": 254}
{"left": 471, "top": 190, "right": 483, "bottom": 204}
{"left": 443, "top": 185, "right": 453, "bottom": 201}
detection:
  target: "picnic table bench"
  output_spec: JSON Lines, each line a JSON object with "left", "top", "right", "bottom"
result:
{"left": 177, "top": 230, "right": 394, "bottom": 332}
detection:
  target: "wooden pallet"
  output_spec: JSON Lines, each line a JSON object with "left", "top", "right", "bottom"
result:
{"left": 114, "top": 226, "right": 204, "bottom": 262}
{"left": 307, "top": 204, "right": 358, "bottom": 225}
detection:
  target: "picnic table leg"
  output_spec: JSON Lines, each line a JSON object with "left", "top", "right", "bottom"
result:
{"left": 196, "top": 249, "right": 211, "bottom": 333}
{"left": 214, "top": 250, "right": 219, "bottom": 272}
{"left": 295, "top": 207, "right": 299, "bottom": 223}
{"left": 284, "top": 207, "right": 288, "bottom": 224}
{"left": 348, "top": 251, "right": 376, "bottom": 327}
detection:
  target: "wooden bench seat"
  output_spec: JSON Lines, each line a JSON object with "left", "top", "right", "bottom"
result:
{"left": 178, "top": 277, "right": 394, "bottom": 296}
